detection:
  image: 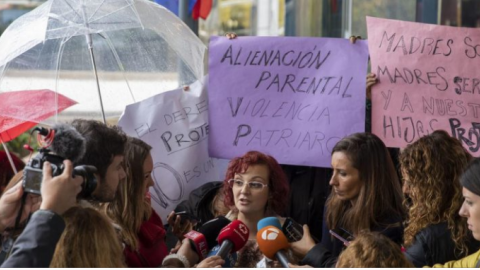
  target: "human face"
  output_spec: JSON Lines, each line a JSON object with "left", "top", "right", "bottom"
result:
{"left": 232, "top": 164, "right": 270, "bottom": 216}
{"left": 330, "top": 152, "right": 362, "bottom": 201}
{"left": 459, "top": 187, "right": 480, "bottom": 240}
{"left": 143, "top": 153, "right": 154, "bottom": 201}
{"left": 93, "top": 155, "right": 126, "bottom": 202}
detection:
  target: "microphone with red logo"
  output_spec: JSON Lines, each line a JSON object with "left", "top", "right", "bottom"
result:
{"left": 215, "top": 220, "right": 250, "bottom": 259}
{"left": 183, "top": 216, "right": 231, "bottom": 261}
{"left": 257, "top": 225, "right": 291, "bottom": 268}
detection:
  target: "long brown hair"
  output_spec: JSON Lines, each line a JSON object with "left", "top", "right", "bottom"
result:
{"left": 50, "top": 207, "right": 125, "bottom": 267}
{"left": 326, "top": 133, "right": 405, "bottom": 235}
{"left": 400, "top": 130, "right": 471, "bottom": 256}
{"left": 104, "top": 137, "right": 152, "bottom": 251}
{"left": 336, "top": 232, "right": 413, "bottom": 267}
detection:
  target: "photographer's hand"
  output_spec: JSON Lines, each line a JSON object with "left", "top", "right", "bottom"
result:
{"left": 0, "top": 181, "right": 41, "bottom": 233}
{"left": 40, "top": 160, "right": 83, "bottom": 215}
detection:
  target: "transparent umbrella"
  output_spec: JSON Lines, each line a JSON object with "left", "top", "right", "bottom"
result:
{"left": 0, "top": 0, "right": 206, "bottom": 125}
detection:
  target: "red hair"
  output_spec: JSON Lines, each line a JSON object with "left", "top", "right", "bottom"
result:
{"left": 223, "top": 151, "right": 289, "bottom": 215}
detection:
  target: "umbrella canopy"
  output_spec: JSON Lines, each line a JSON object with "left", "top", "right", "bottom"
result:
{"left": 0, "top": 0, "right": 206, "bottom": 125}
{"left": 0, "top": 89, "right": 77, "bottom": 142}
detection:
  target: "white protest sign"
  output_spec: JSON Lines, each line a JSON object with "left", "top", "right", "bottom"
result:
{"left": 118, "top": 79, "right": 224, "bottom": 221}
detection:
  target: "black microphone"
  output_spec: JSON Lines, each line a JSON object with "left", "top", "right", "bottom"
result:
{"left": 181, "top": 216, "right": 231, "bottom": 263}
{"left": 48, "top": 123, "right": 86, "bottom": 163}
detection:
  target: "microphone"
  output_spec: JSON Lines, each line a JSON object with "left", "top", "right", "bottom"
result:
{"left": 257, "top": 225, "right": 291, "bottom": 268}
{"left": 183, "top": 216, "right": 231, "bottom": 261}
{"left": 48, "top": 123, "right": 86, "bottom": 163}
{"left": 257, "top": 217, "right": 282, "bottom": 231}
{"left": 184, "top": 230, "right": 208, "bottom": 260}
{"left": 207, "top": 245, "right": 238, "bottom": 268}
{"left": 216, "top": 220, "right": 249, "bottom": 259}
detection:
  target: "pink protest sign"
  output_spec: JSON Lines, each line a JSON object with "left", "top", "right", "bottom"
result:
{"left": 208, "top": 36, "right": 369, "bottom": 167}
{"left": 368, "top": 17, "right": 480, "bottom": 153}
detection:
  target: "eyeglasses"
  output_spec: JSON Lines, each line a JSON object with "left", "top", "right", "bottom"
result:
{"left": 228, "top": 179, "right": 268, "bottom": 191}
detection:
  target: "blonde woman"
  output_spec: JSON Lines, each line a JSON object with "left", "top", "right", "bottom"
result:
{"left": 50, "top": 207, "right": 125, "bottom": 267}
{"left": 104, "top": 137, "right": 168, "bottom": 267}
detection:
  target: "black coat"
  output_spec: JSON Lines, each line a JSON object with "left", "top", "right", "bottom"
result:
{"left": 174, "top": 181, "right": 224, "bottom": 226}
{"left": 405, "top": 222, "right": 480, "bottom": 267}
{"left": 1, "top": 210, "right": 65, "bottom": 268}
{"left": 300, "top": 213, "right": 404, "bottom": 267}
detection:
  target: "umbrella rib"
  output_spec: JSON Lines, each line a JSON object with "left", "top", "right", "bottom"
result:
{"left": 102, "top": 32, "right": 136, "bottom": 103}
{"left": 88, "top": 0, "right": 107, "bottom": 22}
{"left": 62, "top": 0, "right": 84, "bottom": 23}
{"left": 88, "top": 3, "right": 139, "bottom": 25}
{"left": 53, "top": 37, "right": 70, "bottom": 123}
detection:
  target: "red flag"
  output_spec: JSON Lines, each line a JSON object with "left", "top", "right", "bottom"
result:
{"left": 192, "top": 0, "right": 212, "bottom": 20}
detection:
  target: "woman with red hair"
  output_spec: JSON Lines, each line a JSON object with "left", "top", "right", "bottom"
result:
{"left": 222, "top": 150, "right": 290, "bottom": 267}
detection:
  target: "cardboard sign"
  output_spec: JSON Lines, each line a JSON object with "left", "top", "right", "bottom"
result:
{"left": 118, "top": 79, "right": 224, "bottom": 221}
{"left": 208, "top": 36, "right": 369, "bottom": 167}
{"left": 368, "top": 17, "right": 480, "bottom": 153}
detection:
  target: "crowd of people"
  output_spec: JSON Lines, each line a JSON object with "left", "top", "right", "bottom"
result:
{"left": 0, "top": 115, "right": 480, "bottom": 267}
{"left": 1, "top": 39, "right": 480, "bottom": 269}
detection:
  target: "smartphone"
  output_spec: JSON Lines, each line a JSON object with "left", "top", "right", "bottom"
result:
{"left": 174, "top": 211, "right": 199, "bottom": 224}
{"left": 329, "top": 229, "right": 350, "bottom": 246}
{"left": 282, "top": 217, "right": 319, "bottom": 243}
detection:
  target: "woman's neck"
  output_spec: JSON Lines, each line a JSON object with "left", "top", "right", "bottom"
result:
{"left": 237, "top": 211, "right": 265, "bottom": 240}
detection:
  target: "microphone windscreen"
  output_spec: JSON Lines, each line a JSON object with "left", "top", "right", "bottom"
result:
{"left": 217, "top": 220, "right": 249, "bottom": 253}
{"left": 198, "top": 216, "right": 231, "bottom": 249}
{"left": 49, "top": 123, "right": 86, "bottom": 163}
{"left": 257, "top": 225, "right": 290, "bottom": 260}
{"left": 257, "top": 217, "right": 282, "bottom": 231}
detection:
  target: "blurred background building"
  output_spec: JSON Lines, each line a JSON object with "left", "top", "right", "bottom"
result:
{"left": 1, "top": 0, "right": 479, "bottom": 40}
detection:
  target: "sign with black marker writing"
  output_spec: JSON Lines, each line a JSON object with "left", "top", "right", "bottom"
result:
{"left": 118, "top": 79, "right": 225, "bottom": 221}
{"left": 368, "top": 17, "right": 480, "bottom": 153}
{"left": 208, "top": 36, "right": 369, "bottom": 167}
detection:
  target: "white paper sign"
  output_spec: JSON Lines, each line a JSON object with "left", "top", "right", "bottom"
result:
{"left": 118, "top": 79, "right": 224, "bottom": 221}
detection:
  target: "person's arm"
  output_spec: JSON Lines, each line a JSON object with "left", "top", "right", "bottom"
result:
{"left": 404, "top": 234, "right": 428, "bottom": 267}
{"left": 1, "top": 210, "right": 65, "bottom": 268}
{"left": 1, "top": 160, "right": 83, "bottom": 268}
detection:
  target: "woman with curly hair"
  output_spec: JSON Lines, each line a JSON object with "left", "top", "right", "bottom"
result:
{"left": 400, "top": 130, "right": 479, "bottom": 267}
{"left": 222, "top": 150, "right": 290, "bottom": 267}
{"left": 336, "top": 231, "right": 413, "bottom": 267}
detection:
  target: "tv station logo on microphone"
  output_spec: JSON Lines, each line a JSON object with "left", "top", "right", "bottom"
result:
{"left": 261, "top": 228, "right": 280, "bottom": 241}
{"left": 238, "top": 223, "right": 248, "bottom": 235}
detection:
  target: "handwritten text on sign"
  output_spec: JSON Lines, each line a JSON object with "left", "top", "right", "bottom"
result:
{"left": 208, "top": 36, "right": 369, "bottom": 167}
{"left": 368, "top": 17, "right": 480, "bottom": 153}
{"left": 118, "top": 80, "right": 221, "bottom": 222}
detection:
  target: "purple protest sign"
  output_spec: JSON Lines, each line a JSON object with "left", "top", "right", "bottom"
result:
{"left": 208, "top": 36, "right": 369, "bottom": 167}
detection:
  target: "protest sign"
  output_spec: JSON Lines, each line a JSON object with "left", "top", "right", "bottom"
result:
{"left": 368, "top": 17, "right": 480, "bottom": 153}
{"left": 208, "top": 36, "right": 369, "bottom": 167}
{"left": 118, "top": 79, "right": 225, "bottom": 221}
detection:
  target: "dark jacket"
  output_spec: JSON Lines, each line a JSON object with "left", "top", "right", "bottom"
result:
{"left": 300, "top": 213, "right": 404, "bottom": 267}
{"left": 166, "top": 181, "right": 224, "bottom": 250}
{"left": 1, "top": 210, "right": 65, "bottom": 268}
{"left": 174, "top": 181, "right": 224, "bottom": 226}
{"left": 405, "top": 222, "right": 480, "bottom": 267}
{"left": 282, "top": 165, "right": 332, "bottom": 241}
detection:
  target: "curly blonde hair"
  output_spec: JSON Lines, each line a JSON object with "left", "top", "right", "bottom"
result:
{"left": 336, "top": 231, "right": 413, "bottom": 267}
{"left": 400, "top": 130, "right": 471, "bottom": 256}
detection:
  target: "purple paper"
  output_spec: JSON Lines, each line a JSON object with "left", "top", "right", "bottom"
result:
{"left": 208, "top": 36, "right": 368, "bottom": 167}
